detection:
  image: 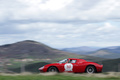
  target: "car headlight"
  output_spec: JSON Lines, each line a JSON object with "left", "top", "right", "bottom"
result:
{"left": 41, "top": 66, "right": 44, "bottom": 69}
{"left": 39, "top": 66, "right": 44, "bottom": 70}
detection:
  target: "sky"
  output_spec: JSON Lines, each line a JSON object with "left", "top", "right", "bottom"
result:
{"left": 0, "top": 0, "right": 120, "bottom": 48}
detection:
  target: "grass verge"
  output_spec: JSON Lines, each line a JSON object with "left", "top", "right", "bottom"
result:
{"left": 0, "top": 72, "right": 119, "bottom": 80}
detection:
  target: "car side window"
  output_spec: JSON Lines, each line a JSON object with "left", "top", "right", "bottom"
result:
{"left": 68, "top": 60, "right": 76, "bottom": 63}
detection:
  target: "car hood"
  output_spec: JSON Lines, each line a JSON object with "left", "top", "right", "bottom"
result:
{"left": 45, "top": 63, "right": 61, "bottom": 67}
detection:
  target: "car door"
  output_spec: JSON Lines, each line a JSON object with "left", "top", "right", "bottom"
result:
{"left": 59, "top": 59, "right": 79, "bottom": 72}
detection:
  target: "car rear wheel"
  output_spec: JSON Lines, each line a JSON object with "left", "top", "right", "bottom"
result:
{"left": 48, "top": 67, "right": 58, "bottom": 72}
{"left": 86, "top": 66, "right": 96, "bottom": 73}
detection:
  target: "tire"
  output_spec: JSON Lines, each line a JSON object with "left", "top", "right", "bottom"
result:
{"left": 48, "top": 67, "right": 58, "bottom": 72}
{"left": 85, "top": 66, "right": 96, "bottom": 73}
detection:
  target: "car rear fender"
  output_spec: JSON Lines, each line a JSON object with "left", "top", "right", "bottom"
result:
{"left": 85, "top": 65, "right": 97, "bottom": 72}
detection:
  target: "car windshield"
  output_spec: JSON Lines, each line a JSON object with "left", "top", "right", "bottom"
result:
{"left": 58, "top": 59, "right": 68, "bottom": 63}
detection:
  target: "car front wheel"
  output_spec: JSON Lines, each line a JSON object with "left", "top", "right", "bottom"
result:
{"left": 48, "top": 67, "right": 58, "bottom": 72}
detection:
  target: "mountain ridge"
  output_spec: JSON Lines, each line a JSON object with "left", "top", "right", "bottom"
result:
{"left": 62, "top": 46, "right": 101, "bottom": 55}
{"left": 89, "top": 46, "right": 120, "bottom": 59}
{"left": 0, "top": 40, "right": 105, "bottom": 62}
{"left": 62, "top": 46, "right": 120, "bottom": 59}
{"left": 0, "top": 40, "right": 70, "bottom": 59}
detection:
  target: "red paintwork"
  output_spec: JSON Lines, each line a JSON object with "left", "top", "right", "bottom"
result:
{"left": 39, "top": 58, "right": 103, "bottom": 73}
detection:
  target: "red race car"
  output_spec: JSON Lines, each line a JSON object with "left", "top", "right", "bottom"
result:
{"left": 39, "top": 58, "right": 103, "bottom": 73}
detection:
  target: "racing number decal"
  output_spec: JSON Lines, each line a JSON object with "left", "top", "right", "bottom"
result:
{"left": 64, "top": 63, "right": 73, "bottom": 71}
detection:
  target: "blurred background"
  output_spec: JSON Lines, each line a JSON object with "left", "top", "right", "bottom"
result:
{"left": 0, "top": 0, "right": 120, "bottom": 74}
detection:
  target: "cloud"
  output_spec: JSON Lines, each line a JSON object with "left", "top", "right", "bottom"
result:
{"left": 0, "top": 0, "right": 120, "bottom": 23}
{"left": 0, "top": 0, "right": 120, "bottom": 48}
{"left": 1, "top": 22, "right": 119, "bottom": 48}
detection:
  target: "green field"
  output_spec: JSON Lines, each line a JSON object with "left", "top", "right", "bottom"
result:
{"left": 0, "top": 73, "right": 119, "bottom": 80}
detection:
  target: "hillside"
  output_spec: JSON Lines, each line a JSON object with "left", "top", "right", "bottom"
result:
{"left": 89, "top": 46, "right": 120, "bottom": 59}
{"left": 100, "top": 58, "right": 120, "bottom": 72}
{"left": 9, "top": 62, "right": 50, "bottom": 73}
{"left": 0, "top": 40, "right": 105, "bottom": 62}
{"left": 0, "top": 40, "right": 77, "bottom": 59}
